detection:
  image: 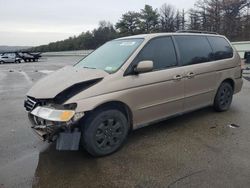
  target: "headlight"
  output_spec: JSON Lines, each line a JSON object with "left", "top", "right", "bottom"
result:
{"left": 31, "top": 106, "right": 75, "bottom": 122}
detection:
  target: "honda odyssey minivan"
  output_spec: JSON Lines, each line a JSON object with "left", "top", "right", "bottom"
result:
{"left": 24, "top": 31, "right": 243, "bottom": 156}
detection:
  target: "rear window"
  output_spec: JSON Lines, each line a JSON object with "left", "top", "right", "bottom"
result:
{"left": 207, "top": 36, "right": 233, "bottom": 60}
{"left": 175, "top": 35, "right": 213, "bottom": 66}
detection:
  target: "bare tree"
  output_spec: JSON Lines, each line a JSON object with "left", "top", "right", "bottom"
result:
{"left": 159, "top": 4, "right": 176, "bottom": 32}
{"left": 189, "top": 8, "right": 202, "bottom": 30}
{"left": 221, "top": 0, "right": 250, "bottom": 40}
{"left": 186, "top": 0, "right": 250, "bottom": 41}
{"left": 181, "top": 9, "right": 186, "bottom": 30}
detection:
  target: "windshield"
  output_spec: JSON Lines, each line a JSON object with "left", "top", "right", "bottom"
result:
{"left": 75, "top": 38, "right": 144, "bottom": 73}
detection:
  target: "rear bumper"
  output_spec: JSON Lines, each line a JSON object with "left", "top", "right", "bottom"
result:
{"left": 234, "top": 78, "right": 243, "bottom": 94}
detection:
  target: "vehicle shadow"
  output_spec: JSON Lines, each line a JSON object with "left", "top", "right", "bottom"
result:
{"left": 32, "top": 107, "right": 224, "bottom": 188}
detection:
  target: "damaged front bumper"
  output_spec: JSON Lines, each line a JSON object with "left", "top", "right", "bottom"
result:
{"left": 27, "top": 106, "right": 84, "bottom": 150}
{"left": 28, "top": 113, "right": 64, "bottom": 142}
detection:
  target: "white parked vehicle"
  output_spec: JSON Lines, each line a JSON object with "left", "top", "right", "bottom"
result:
{"left": 0, "top": 53, "right": 22, "bottom": 64}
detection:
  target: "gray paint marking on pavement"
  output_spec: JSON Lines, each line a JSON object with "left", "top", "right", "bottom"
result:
{"left": 38, "top": 70, "right": 54, "bottom": 74}
{"left": 19, "top": 71, "right": 33, "bottom": 85}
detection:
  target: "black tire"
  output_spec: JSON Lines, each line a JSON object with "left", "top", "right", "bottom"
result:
{"left": 214, "top": 82, "right": 233, "bottom": 112}
{"left": 0, "top": 61, "right": 4, "bottom": 64}
{"left": 81, "top": 108, "right": 129, "bottom": 157}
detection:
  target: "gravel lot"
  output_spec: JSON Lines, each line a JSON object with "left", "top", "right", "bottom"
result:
{"left": 0, "top": 56, "right": 250, "bottom": 188}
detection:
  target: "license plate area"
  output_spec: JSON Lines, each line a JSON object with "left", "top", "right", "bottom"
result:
{"left": 56, "top": 129, "right": 81, "bottom": 151}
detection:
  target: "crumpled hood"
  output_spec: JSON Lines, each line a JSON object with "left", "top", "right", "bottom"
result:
{"left": 27, "top": 66, "right": 108, "bottom": 99}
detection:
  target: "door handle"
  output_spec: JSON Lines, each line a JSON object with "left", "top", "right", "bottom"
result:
{"left": 173, "top": 75, "right": 183, "bottom": 81}
{"left": 187, "top": 72, "right": 195, "bottom": 79}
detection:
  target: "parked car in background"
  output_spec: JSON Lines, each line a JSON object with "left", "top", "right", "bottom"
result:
{"left": 244, "top": 51, "right": 250, "bottom": 64}
{"left": 18, "top": 52, "right": 42, "bottom": 62}
{"left": 24, "top": 31, "right": 243, "bottom": 157}
{"left": 0, "top": 52, "right": 22, "bottom": 64}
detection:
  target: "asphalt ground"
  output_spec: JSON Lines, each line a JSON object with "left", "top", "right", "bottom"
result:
{"left": 0, "top": 56, "right": 250, "bottom": 188}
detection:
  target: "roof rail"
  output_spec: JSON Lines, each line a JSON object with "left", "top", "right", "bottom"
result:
{"left": 176, "top": 30, "right": 219, "bottom": 35}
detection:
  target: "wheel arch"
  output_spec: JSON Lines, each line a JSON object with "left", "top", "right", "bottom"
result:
{"left": 221, "top": 78, "right": 235, "bottom": 91}
{"left": 85, "top": 101, "right": 133, "bottom": 131}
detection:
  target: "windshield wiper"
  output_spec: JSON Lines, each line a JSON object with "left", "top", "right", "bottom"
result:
{"left": 83, "top": 66, "right": 96, "bottom": 69}
{"left": 83, "top": 66, "right": 111, "bottom": 74}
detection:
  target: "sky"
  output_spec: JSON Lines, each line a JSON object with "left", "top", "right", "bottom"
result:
{"left": 0, "top": 0, "right": 197, "bottom": 46}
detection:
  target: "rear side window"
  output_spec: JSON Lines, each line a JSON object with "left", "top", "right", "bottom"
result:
{"left": 135, "top": 37, "right": 177, "bottom": 70}
{"left": 175, "top": 35, "right": 213, "bottom": 66}
{"left": 207, "top": 36, "right": 233, "bottom": 60}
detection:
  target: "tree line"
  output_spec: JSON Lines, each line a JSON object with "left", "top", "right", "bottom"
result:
{"left": 30, "top": 0, "right": 250, "bottom": 52}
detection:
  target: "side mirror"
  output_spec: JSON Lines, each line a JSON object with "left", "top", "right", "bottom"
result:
{"left": 134, "top": 60, "right": 154, "bottom": 74}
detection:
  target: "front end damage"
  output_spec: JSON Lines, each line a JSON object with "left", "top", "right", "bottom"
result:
{"left": 23, "top": 66, "right": 108, "bottom": 151}
{"left": 25, "top": 96, "right": 84, "bottom": 150}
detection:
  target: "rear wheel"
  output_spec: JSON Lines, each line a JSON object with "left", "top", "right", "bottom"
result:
{"left": 214, "top": 82, "right": 233, "bottom": 112}
{"left": 0, "top": 61, "right": 4, "bottom": 64}
{"left": 81, "top": 108, "right": 129, "bottom": 157}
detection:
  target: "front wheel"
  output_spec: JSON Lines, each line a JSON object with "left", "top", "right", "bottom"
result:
{"left": 214, "top": 82, "right": 233, "bottom": 112}
{"left": 81, "top": 108, "right": 129, "bottom": 157}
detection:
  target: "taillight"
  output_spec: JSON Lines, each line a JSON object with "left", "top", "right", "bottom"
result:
{"left": 240, "top": 60, "right": 245, "bottom": 78}
{"left": 240, "top": 60, "right": 245, "bottom": 70}
{"left": 239, "top": 60, "right": 245, "bottom": 78}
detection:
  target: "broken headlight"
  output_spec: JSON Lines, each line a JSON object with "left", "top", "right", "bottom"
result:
{"left": 31, "top": 106, "right": 75, "bottom": 122}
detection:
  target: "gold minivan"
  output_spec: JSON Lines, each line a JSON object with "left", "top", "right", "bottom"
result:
{"left": 24, "top": 32, "right": 243, "bottom": 156}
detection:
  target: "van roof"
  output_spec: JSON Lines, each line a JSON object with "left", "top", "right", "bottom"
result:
{"left": 116, "top": 32, "right": 223, "bottom": 40}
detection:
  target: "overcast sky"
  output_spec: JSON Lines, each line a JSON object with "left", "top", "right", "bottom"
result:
{"left": 0, "top": 0, "right": 197, "bottom": 46}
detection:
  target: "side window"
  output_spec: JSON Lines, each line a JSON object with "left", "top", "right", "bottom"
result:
{"left": 135, "top": 37, "right": 177, "bottom": 70}
{"left": 207, "top": 36, "right": 233, "bottom": 60}
{"left": 175, "top": 35, "right": 213, "bottom": 66}
{"left": 4, "top": 53, "right": 9, "bottom": 57}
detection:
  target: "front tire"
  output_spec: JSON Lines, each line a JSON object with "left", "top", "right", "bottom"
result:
{"left": 214, "top": 82, "right": 233, "bottom": 112}
{"left": 81, "top": 108, "right": 129, "bottom": 157}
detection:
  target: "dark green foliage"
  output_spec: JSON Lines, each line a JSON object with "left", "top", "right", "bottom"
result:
{"left": 139, "top": 5, "right": 159, "bottom": 33}
{"left": 116, "top": 11, "right": 141, "bottom": 35}
{"left": 30, "top": 21, "right": 117, "bottom": 52}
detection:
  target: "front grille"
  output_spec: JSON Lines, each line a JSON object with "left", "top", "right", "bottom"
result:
{"left": 24, "top": 97, "right": 37, "bottom": 111}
